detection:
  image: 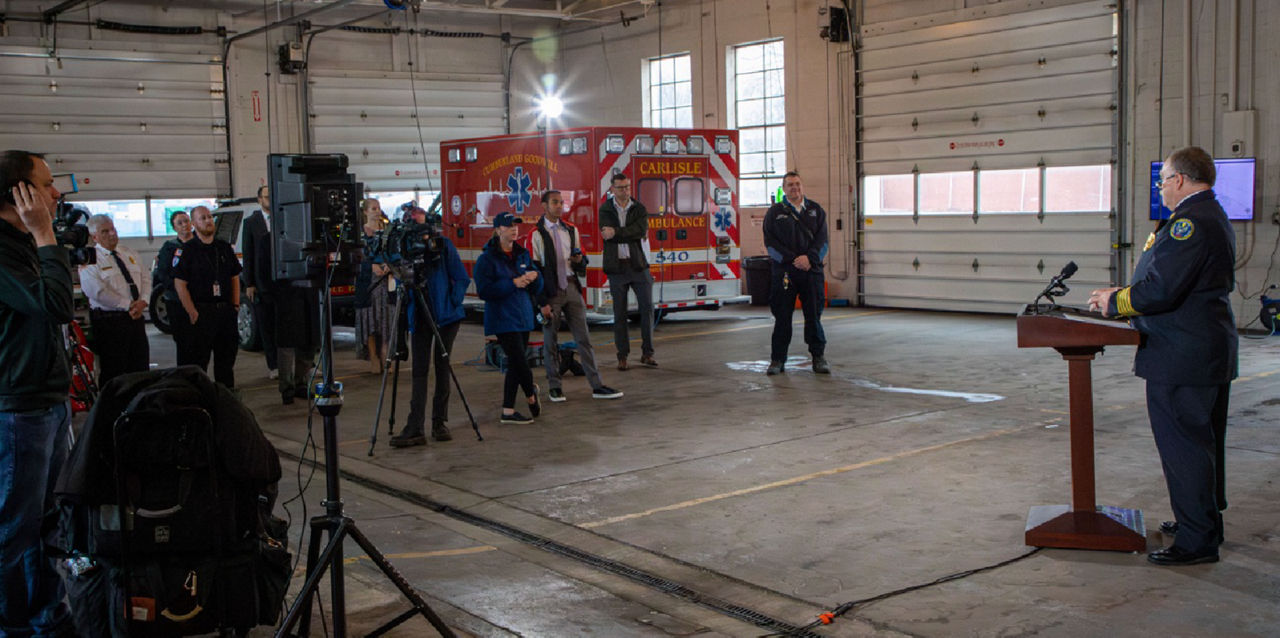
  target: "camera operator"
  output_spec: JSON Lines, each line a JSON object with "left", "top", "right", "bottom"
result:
{"left": 80, "top": 214, "right": 151, "bottom": 386}
{"left": 174, "top": 205, "right": 242, "bottom": 389}
{"left": 0, "top": 150, "right": 74, "bottom": 635}
{"left": 388, "top": 206, "right": 472, "bottom": 447}
{"left": 152, "top": 209, "right": 194, "bottom": 363}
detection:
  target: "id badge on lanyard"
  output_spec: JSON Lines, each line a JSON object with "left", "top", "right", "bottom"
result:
{"left": 213, "top": 282, "right": 222, "bottom": 297}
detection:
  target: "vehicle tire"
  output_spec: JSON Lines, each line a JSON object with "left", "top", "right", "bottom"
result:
{"left": 238, "top": 302, "right": 262, "bottom": 351}
{"left": 149, "top": 288, "right": 172, "bottom": 334}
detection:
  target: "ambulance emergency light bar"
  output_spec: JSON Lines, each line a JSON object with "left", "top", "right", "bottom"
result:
{"left": 1149, "top": 157, "right": 1256, "bottom": 221}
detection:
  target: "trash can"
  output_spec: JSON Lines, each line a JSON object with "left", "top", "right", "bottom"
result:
{"left": 742, "top": 256, "right": 772, "bottom": 306}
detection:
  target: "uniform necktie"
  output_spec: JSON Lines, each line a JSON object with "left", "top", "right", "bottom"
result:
{"left": 110, "top": 251, "right": 140, "bottom": 301}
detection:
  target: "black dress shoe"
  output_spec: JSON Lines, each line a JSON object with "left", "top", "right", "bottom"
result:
{"left": 1160, "top": 520, "right": 1178, "bottom": 535}
{"left": 1147, "top": 545, "right": 1219, "bottom": 566}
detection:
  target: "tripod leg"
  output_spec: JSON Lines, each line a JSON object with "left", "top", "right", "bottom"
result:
{"left": 367, "top": 288, "right": 408, "bottom": 455}
{"left": 346, "top": 522, "right": 457, "bottom": 638}
{"left": 388, "top": 357, "right": 401, "bottom": 435}
{"left": 277, "top": 517, "right": 349, "bottom": 638}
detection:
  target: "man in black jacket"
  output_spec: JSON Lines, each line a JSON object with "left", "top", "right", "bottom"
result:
{"left": 599, "top": 173, "right": 656, "bottom": 370}
{"left": 1089, "top": 146, "right": 1237, "bottom": 566}
{"left": 0, "top": 149, "right": 74, "bottom": 635}
{"left": 241, "top": 185, "right": 278, "bottom": 378}
{"left": 762, "top": 171, "right": 830, "bottom": 376}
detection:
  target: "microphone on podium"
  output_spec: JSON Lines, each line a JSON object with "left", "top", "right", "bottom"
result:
{"left": 1032, "top": 261, "right": 1078, "bottom": 312}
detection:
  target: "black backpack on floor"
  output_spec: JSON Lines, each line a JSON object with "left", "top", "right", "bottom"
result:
{"left": 54, "top": 366, "right": 289, "bottom": 638}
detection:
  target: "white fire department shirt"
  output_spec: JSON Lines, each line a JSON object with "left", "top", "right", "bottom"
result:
{"left": 80, "top": 244, "right": 151, "bottom": 312}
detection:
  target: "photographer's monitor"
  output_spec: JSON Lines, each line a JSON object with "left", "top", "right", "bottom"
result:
{"left": 268, "top": 154, "right": 363, "bottom": 284}
{"left": 1149, "top": 158, "right": 1256, "bottom": 221}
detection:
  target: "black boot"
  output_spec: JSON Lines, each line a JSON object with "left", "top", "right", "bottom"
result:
{"left": 431, "top": 421, "right": 453, "bottom": 442}
{"left": 390, "top": 426, "right": 427, "bottom": 448}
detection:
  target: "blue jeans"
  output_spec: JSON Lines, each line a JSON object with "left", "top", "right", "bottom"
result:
{"left": 0, "top": 402, "right": 71, "bottom": 637}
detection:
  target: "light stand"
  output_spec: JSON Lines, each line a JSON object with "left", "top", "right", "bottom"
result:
{"left": 275, "top": 280, "right": 455, "bottom": 638}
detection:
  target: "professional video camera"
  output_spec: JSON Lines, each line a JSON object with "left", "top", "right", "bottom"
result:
{"left": 364, "top": 217, "right": 444, "bottom": 266}
{"left": 54, "top": 201, "right": 95, "bottom": 266}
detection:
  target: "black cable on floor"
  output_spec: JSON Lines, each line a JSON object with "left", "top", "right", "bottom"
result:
{"left": 760, "top": 547, "right": 1044, "bottom": 636}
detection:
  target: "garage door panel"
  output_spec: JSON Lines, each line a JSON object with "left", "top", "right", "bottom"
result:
{"left": 863, "top": 107, "right": 1112, "bottom": 144}
{"left": 862, "top": 98, "right": 1112, "bottom": 142}
{"left": 862, "top": 125, "right": 1110, "bottom": 165}
{"left": 864, "top": 52, "right": 1114, "bottom": 98}
{"left": 862, "top": 70, "right": 1112, "bottom": 117}
{"left": 863, "top": 15, "right": 1113, "bottom": 71}
{"left": 860, "top": 0, "right": 1115, "bottom": 47}
{"left": 860, "top": 40, "right": 1111, "bottom": 85}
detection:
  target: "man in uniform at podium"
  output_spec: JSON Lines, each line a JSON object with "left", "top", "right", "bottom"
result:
{"left": 1088, "top": 145, "right": 1236, "bottom": 566}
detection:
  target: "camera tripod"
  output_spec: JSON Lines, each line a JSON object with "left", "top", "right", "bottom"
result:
{"left": 275, "top": 281, "right": 455, "bottom": 638}
{"left": 366, "top": 261, "right": 482, "bottom": 455}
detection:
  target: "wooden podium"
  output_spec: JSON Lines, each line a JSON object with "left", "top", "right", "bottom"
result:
{"left": 1016, "top": 305, "right": 1147, "bottom": 552}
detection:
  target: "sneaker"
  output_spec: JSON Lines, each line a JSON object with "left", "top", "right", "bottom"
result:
{"left": 268, "top": 369, "right": 279, "bottom": 380}
{"left": 766, "top": 361, "right": 784, "bottom": 376}
{"left": 640, "top": 354, "right": 658, "bottom": 367}
{"left": 528, "top": 384, "right": 541, "bottom": 417}
{"left": 548, "top": 387, "right": 567, "bottom": 402}
{"left": 812, "top": 357, "right": 831, "bottom": 374}
{"left": 592, "top": 385, "right": 623, "bottom": 399}
{"left": 501, "top": 411, "right": 533, "bottom": 425}
{"left": 617, "top": 358, "right": 629, "bottom": 371}
{"left": 389, "top": 431, "right": 427, "bottom": 448}
{"left": 431, "top": 422, "right": 452, "bottom": 442}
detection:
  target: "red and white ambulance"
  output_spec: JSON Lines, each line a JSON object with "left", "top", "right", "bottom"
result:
{"left": 439, "top": 127, "right": 746, "bottom": 319}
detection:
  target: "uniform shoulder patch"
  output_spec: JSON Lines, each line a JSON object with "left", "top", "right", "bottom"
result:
{"left": 1170, "top": 218, "right": 1194, "bottom": 241}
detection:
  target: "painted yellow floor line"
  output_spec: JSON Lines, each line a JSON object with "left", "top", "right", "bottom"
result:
{"left": 1236, "top": 367, "right": 1280, "bottom": 383}
{"left": 343, "top": 545, "right": 497, "bottom": 565}
{"left": 581, "top": 424, "right": 1028, "bottom": 529}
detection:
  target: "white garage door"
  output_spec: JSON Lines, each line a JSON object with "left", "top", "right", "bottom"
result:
{"left": 857, "top": 0, "right": 1119, "bottom": 313}
{"left": 308, "top": 70, "right": 505, "bottom": 197}
{"left": 0, "top": 43, "right": 228, "bottom": 202}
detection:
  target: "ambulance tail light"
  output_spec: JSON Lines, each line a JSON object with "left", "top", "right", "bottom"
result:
{"left": 635, "top": 135, "right": 654, "bottom": 154}
{"left": 605, "top": 134, "right": 627, "bottom": 154}
{"left": 714, "top": 135, "right": 733, "bottom": 155}
{"left": 714, "top": 187, "right": 733, "bottom": 205}
{"left": 716, "top": 234, "right": 731, "bottom": 260}
{"left": 686, "top": 136, "right": 705, "bottom": 155}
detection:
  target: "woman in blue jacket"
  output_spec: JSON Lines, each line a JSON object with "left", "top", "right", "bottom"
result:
{"left": 473, "top": 212, "right": 542, "bottom": 424}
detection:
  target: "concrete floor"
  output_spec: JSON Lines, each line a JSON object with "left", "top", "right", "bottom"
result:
{"left": 129, "top": 305, "right": 1278, "bottom": 637}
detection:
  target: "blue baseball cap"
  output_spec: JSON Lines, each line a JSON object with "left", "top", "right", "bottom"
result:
{"left": 493, "top": 212, "right": 522, "bottom": 228}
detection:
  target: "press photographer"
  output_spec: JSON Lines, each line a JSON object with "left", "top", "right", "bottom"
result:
{"left": 0, "top": 149, "right": 75, "bottom": 635}
{"left": 364, "top": 205, "right": 470, "bottom": 447}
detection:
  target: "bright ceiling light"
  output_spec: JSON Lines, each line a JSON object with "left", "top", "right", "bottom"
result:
{"left": 538, "top": 95, "right": 565, "bottom": 120}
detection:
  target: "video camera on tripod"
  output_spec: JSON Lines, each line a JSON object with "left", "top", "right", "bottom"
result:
{"left": 364, "top": 217, "right": 444, "bottom": 267}
{"left": 53, "top": 201, "right": 95, "bottom": 266}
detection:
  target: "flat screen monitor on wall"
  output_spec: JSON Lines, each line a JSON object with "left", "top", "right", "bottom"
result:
{"left": 1149, "top": 157, "right": 1256, "bottom": 221}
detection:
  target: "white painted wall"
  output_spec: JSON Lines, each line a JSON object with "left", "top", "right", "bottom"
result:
{"left": 1127, "top": 0, "right": 1279, "bottom": 329}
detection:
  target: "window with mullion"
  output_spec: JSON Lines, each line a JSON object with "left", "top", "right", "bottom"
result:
{"left": 732, "top": 39, "right": 785, "bottom": 205}
{"left": 646, "top": 53, "right": 693, "bottom": 129}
